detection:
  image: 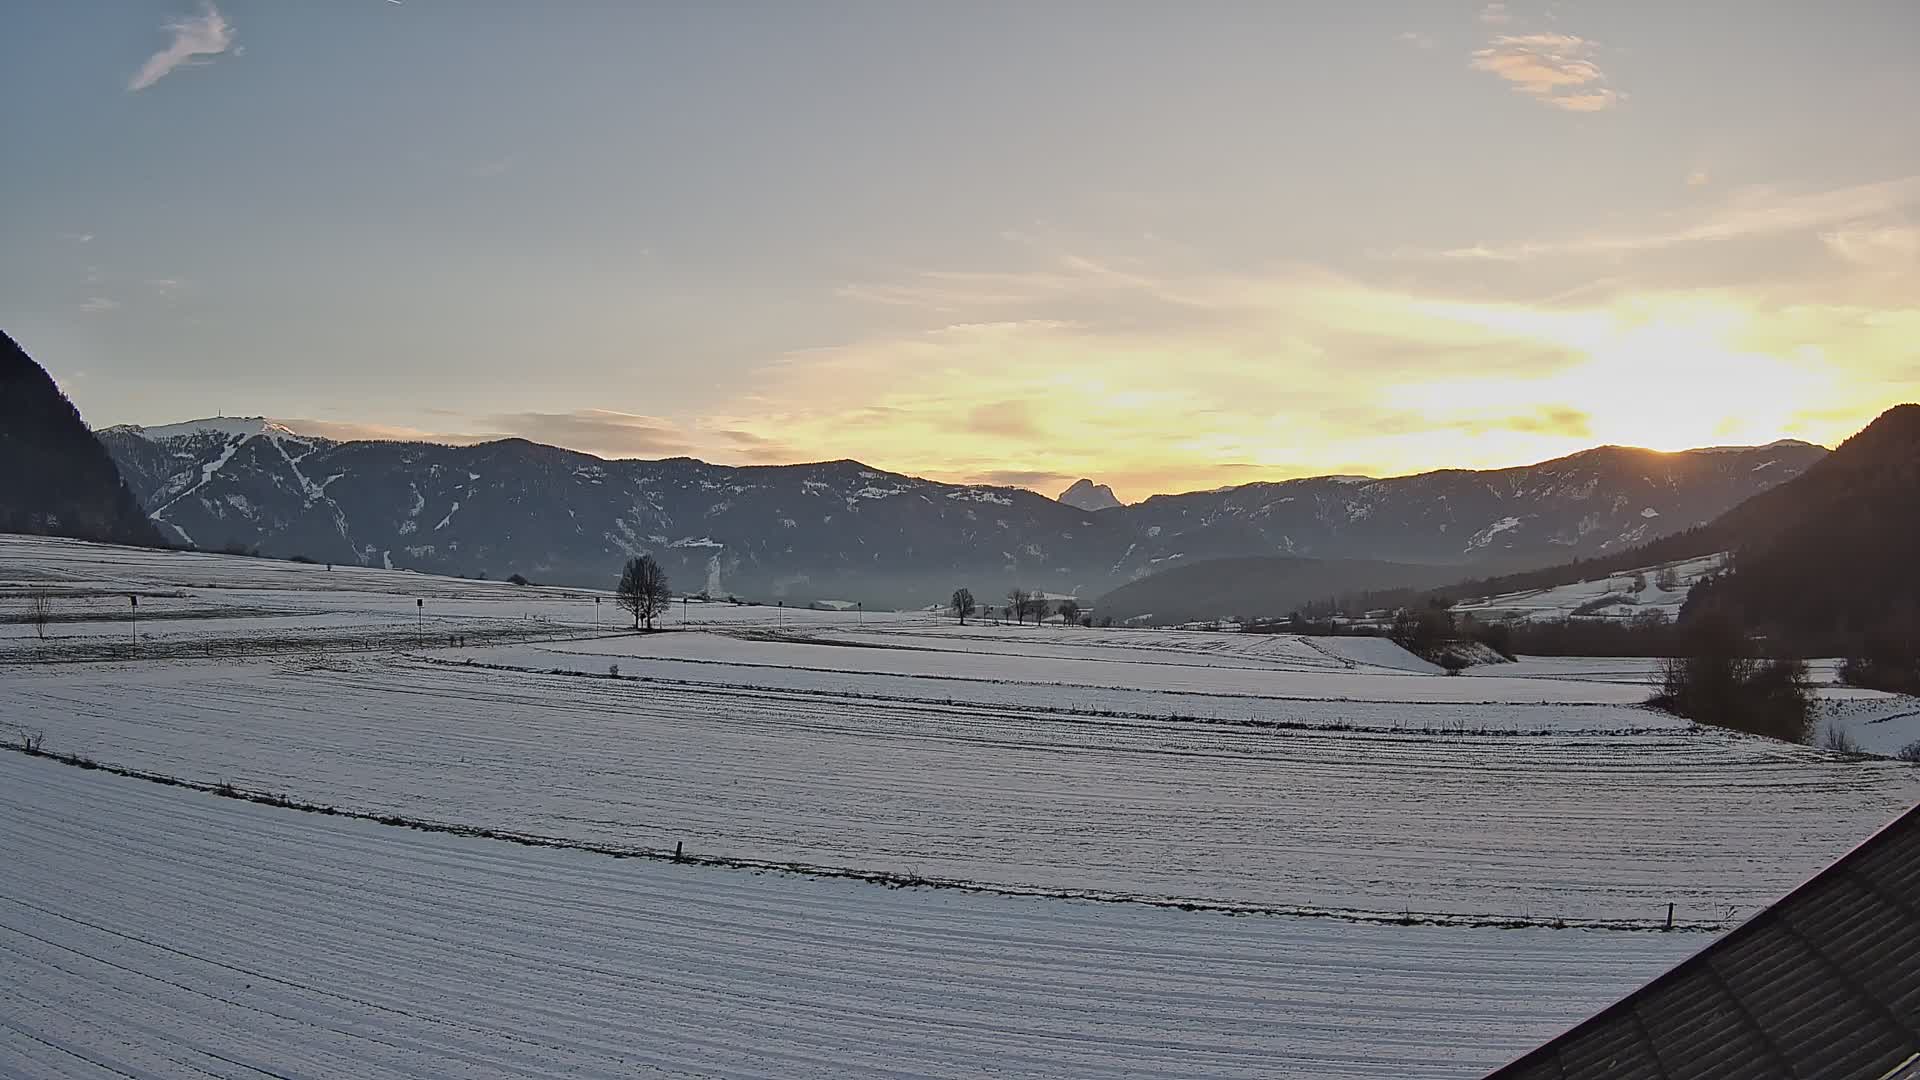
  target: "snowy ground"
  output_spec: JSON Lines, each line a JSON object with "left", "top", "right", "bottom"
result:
{"left": 0, "top": 533, "right": 897, "bottom": 661}
{"left": 490, "top": 630, "right": 1653, "bottom": 705}
{"left": 1450, "top": 553, "right": 1725, "bottom": 624}
{"left": 1816, "top": 695, "right": 1920, "bottom": 757}
{"left": 0, "top": 752, "right": 1704, "bottom": 1080}
{"left": 1474, "top": 655, "right": 1920, "bottom": 758}
{"left": 21, "top": 653, "right": 1907, "bottom": 923}
{"left": 4, "top": 535, "right": 1918, "bottom": 1077}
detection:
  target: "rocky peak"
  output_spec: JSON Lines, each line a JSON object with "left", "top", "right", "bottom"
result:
{"left": 1058, "top": 478, "right": 1122, "bottom": 512}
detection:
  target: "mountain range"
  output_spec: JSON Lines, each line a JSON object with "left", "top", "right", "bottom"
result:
{"left": 96, "top": 415, "right": 1825, "bottom": 605}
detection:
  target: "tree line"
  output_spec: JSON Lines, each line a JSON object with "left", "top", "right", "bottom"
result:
{"left": 948, "top": 587, "right": 1090, "bottom": 626}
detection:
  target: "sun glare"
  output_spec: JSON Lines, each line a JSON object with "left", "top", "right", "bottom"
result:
{"left": 1389, "top": 298, "right": 1842, "bottom": 460}
{"left": 1572, "top": 317, "right": 1830, "bottom": 451}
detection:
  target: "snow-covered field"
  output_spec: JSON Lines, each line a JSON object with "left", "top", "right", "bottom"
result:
{"left": 4, "top": 534, "right": 1918, "bottom": 1077}
{"left": 0, "top": 533, "right": 895, "bottom": 661}
{"left": 0, "top": 752, "right": 1703, "bottom": 1080}
{"left": 22, "top": 652, "right": 1907, "bottom": 922}
{"left": 488, "top": 630, "right": 1654, "bottom": 705}
{"left": 1476, "top": 655, "right": 1920, "bottom": 757}
{"left": 1450, "top": 553, "right": 1724, "bottom": 623}
{"left": 1817, "top": 694, "right": 1920, "bottom": 757}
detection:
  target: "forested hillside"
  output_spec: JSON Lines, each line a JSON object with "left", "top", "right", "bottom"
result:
{"left": 0, "top": 332, "right": 164, "bottom": 548}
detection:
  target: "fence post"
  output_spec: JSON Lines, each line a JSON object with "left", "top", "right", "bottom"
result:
{"left": 1665, "top": 902, "right": 1674, "bottom": 931}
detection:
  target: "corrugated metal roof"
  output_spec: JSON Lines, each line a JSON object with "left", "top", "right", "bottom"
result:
{"left": 1487, "top": 803, "right": 1920, "bottom": 1080}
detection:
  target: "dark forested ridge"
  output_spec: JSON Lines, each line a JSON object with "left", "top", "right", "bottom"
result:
{"left": 0, "top": 332, "right": 165, "bottom": 548}
{"left": 1328, "top": 404, "right": 1920, "bottom": 662}
{"left": 1683, "top": 404, "right": 1920, "bottom": 656}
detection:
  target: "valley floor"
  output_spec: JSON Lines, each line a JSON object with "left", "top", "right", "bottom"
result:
{"left": 3, "top": 534, "right": 1917, "bottom": 1077}
{"left": 0, "top": 751, "right": 1700, "bottom": 1080}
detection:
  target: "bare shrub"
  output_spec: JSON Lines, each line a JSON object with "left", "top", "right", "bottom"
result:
{"left": 27, "top": 593, "right": 52, "bottom": 640}
{"left": 1388, "top": 604, "right": 1454, "bottom": 660}
{"left": 1897, "top": 741, "right": 1920, "bottom": 763}
{"left": 1838, "top": 648, "right": 1920, "bottom": 696}
{"left": 1650, "top": 617, "right": 1813, "bottom": 744}
{"left": 1820, "top": 724, "right": 1863, "bottom": 755}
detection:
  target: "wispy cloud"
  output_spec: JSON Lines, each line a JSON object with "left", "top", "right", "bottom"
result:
{"left": 476, "top": 410, "right": 694, "bottom": 457}
{"left": 79, "top": 297, "right": 121, "bottom": 313}
{"left": 1687, "top": 170, "right": 1712, "bottom": 188}
{"left": 979, "top": 469, "right": 1074, "bottom": 491}
{"left": 724, "top": 237, "right": 1920, "bottom": 493}
{"left": 275, "top": 419, "right": 469, "bottom": 444}
{"left": 1823, "top": 223, "right": 1920, "bottom": 269}
{"left": 58, "top": 232, "right": 95, "bottom": 244}
{"left": 129, "top": 2, "right": 234, "bottom": 92}
{"left": 254, "top": 228, "right": 1920, "bottom": 495}
{"left": 265, "top": 242, "right": 1917, "bottom": 494}
{"left": 836, "top": 271, "right": 1092, "bottom": 312}
{"left": 1470, "top": 33, "right": 1619, "bottom": 112}
{"left": 1479, "top": 2, "right": 1512, "bottom": 25}
{"left": 964, "top": 401, "right": 1042, "bottom": 439}
{"left": 1387, "top": 175, "right": 1920, "bottom": 262}
{"left": 1396, "top": 30, "right": 1435, "bottom": 50}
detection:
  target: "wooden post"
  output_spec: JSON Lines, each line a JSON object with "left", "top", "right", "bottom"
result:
{"left": 674, "top": 841, "right": 683, "bottom": 862}
{"left": 129, "top": 594, "right": 138, "bottom": 657}
{"left": 1665, "top": 902, "right": 1674, "bottom": 931}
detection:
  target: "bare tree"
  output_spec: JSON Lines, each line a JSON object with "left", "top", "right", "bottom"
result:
{"left": 1006, "top": 588, "right": 1028, "bottom": 625}
{"left": 951, "top": 587, "right": 975, "bottom": 625}
{"left": 27, "top": 594, "right": 52, "bottom": 641}
{"left": 1056, "top": 598, "right": 1080, "bottom": 626}
{"left": 616, "top": 556, "right": 672, "bottom": 631}
{"left": 1018, "top": 590, "right": 1050, "bottom": 624}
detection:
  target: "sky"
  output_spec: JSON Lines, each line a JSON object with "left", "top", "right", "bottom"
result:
{"left": 4, "top": 2, "right": 1918, "bottom": 501}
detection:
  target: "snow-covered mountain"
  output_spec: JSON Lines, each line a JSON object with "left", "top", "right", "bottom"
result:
{"left": 1057, "top": 479, "right": 1122, "bottom": 512}
{"left": 98, "top": 419, "right": 1826, "bottom": 605}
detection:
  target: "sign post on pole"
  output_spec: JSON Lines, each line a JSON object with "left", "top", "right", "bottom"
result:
{"left": 129, "top": 594, "right": 138, "bottom": 657}
{"left": 416, "top": 597, "right": 423, "bottom": 632}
